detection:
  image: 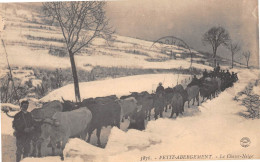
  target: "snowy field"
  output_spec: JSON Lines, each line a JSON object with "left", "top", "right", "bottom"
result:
{"left": 40, "top": 73, "right": 192, "bottom": 102}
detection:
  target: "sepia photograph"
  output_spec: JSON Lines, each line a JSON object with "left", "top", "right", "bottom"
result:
{"left": 0, "top": 0, "right": 259, "bottom": 162}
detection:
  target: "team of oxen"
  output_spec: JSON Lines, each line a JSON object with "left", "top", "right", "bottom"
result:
{"left": 27, "top": 70, "right": 238, "bottom": 160}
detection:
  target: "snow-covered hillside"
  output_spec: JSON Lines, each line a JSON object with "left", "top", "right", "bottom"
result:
{"left": 0, "top": 3, "right": 212, "bottom": 72}
{"left": 19, "top": 68, "right": 260, "bottom": 162}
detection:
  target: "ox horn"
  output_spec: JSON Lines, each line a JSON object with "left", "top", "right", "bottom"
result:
{"left": 61, "top": 97, "right": 66, "bottom": 102}
{"left": 5, "top": 111, "right": 15, "bottom": 118}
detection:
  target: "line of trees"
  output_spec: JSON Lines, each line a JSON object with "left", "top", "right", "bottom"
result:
{"left": 202, "top": 26, "right": 251, "bottom": 69}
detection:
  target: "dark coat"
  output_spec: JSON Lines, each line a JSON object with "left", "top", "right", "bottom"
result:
{"left": 187, "top": 77, "right": 200, "bottom": 87}
{"left": 203, "top": 72, "right": 207, "bottom": 78}
{"left": 215, "top": 66, "right": 220, "bottom": 73}
{"left": 156, "top": 85, "right": 164, "bottom": 95}
{"left": 13, "top": 111, "right": 34, "bottom": 137}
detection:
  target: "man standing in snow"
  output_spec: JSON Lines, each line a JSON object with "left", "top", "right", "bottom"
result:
{"left": 12, "top": 100, "right": 34, "bottom": 162}
{"left": 156, "top": 82, "right": 164, "bottom": 97}
{"left": 154, "top": 82, "right": 165, "bottom": 119}
{"left": 192, "top": 75, "right": 199, "bottom": 85}
{"left": 231, "top": 72, "right": 238, "bottom": 82}
{"left": 226, "top": 70, "right": 231, "bottom": 78}
{"left": 203, "top": 69, "right": 208, "bottom": 78}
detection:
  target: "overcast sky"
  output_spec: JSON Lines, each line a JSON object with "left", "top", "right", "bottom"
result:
{"left": 106, "top": 0, "right": 259, "bottom": 67}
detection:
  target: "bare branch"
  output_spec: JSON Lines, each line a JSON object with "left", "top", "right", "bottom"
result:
{"left": 226, "top": 41, "right": 241, "bottom": 54}
{"left": 43, "top": 1, "right": 113, "bottom": 55}
{"left": 202, "top": 26, "right": 230, "bottom": 59}
{"left": 243, "top": 51, "right": 251, "bottom": 68}
{"left": 42, "top": 1, "right": 114, "bottom": 102}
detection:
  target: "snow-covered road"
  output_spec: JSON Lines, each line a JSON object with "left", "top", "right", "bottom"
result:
{"left": 23, "top": 69, "right": 260, "bottom": 162}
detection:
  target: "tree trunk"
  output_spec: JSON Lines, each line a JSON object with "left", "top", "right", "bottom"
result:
{"left": 212, "top": 46, "right": 217, "bottom": 67}
{"left": 69, "top": 51, "right": 81, "bottom": 102}
{"left": 231, "top": 52, "right": 234, "bottom": 68}
{"left": 247, "top": 60, "right": 249, "bottom": 68}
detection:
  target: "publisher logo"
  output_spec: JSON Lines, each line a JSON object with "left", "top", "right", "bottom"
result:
{"left": 240, "top": 137, "right": 251, "bottom": 148}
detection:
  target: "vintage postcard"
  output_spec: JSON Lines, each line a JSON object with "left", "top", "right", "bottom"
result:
{"left": 0, "top": 0, "right": 259, "bottom": 162}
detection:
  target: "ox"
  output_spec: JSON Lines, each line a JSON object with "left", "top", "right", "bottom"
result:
{"left": 128, "top": 108, "right": 146, "bottom": 130}
{"left": 199, "top": 77, "right": 219, "bottom": 102}
{"left": 164, "top": 87, "right": 174, "bottom": 112}
{"left": 116, "top": 97, "right": 142, "bottom": 122}
{"left": 135, "top": 91, "right": 154, "bottom": 121}
{"left": 170, "top": 92, "right": 183, "bottom": 118}
{"left": 80, "top": 96, "right": 121, "bottom": 147}
{"left": 31, "top": 100, "right": 63, "bottom": 119}
{"left": 30, "top": 100, "right": 63, "bottom": 157}
{"left": 185, "top": 85, "right": 200, "bottom": 108}
{"left": 121, "top": 91, "right": 154, "bottom": 120}
{"left": 39, "top": 107, "right": 92, "bottom": 160}
{"left": 153, "top": 93, "right": 165, "bottom": 120}
{"left": 173, "top": 84, "right": 188, "bottom": 112}
{"left": 164, "top": 85, "right": 188, "bottom": 115}
{"left": 213, "top": 77, "right": 222, "bottom": 95}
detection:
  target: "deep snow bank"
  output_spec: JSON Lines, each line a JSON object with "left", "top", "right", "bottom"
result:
{"left": 21, "top": 68, "right": 260, "bottom": 162}
{"left": 1, "top": 110, "right": 17, "bottom": 136}
{"left": 40, "top": 73, "right": 191, "bottom": 102}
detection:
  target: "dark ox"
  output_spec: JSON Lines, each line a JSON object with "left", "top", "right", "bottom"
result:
{"left": 164, "top": 85, "right": 188, "bottom": 113}
{"left": 79, "top": 96, "right": 121, "bottom": 147}
{"left": 128, "top": 108, "right": 146, "bottom": 130}
{"left": 164, "top": 87, "right": 174, "bottom": 112}
{"left": 199, "top": 77, "right": 219, "bottom": 102}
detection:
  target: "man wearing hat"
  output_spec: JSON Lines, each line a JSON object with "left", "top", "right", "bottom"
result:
{"left": 231, "top": 72, "right": 238, "bottom": 82}
{"left": 12, "top": 100, "right": 34, "bottom": 162}
{"left": 215, "top": 63, "right": 221, "bottom": 73}
{"left": 190, "top": 75, "right": 200, "bottom": 86}
{"left": 203, "top": 69, "right": 208, "bottom": 78}
{"left": 156, "top": 82, "right": 164, "bottom": 96}
{"left": 155, "top": 82, "right": 165, "bottom": 119}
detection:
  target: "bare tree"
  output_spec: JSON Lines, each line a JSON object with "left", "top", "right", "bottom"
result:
{"left": 226, "top": 41, "right": 241, "bottom": 68}
{"left": 43, "top": 2, "right": 114, "bottom": 102}
{"left": 202, "top": 26, "right": 230, "bottom": 67}
{"left": 243, "top": 51, "right": 251, "bottom": 68}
